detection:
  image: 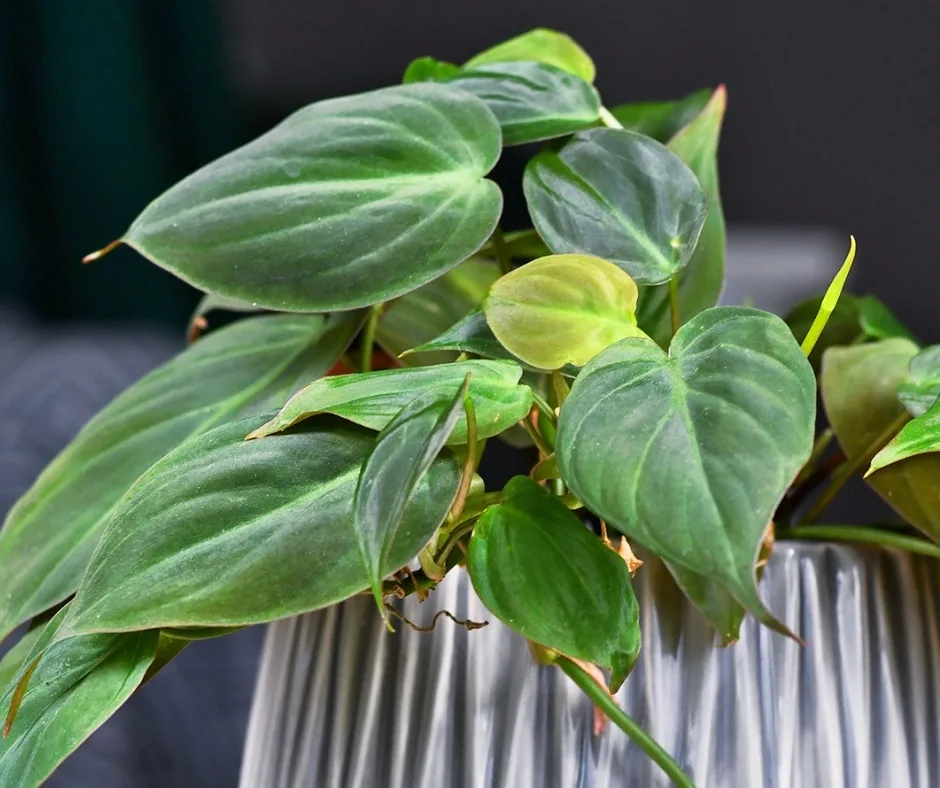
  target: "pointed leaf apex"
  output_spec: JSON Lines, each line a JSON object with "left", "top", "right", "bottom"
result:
{"left": 82, "top": 239, "right": 121, "bottom": 264}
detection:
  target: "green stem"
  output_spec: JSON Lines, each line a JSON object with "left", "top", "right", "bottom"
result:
{"left": 522, "top": 418, "right": 553, "bottom": 457}
{"left": 777, "top": 525, "right": 940, "bottom": 560}
{"left": 556, "top": 657, "right": 695, "bottom": 788}
{"left": 550, "top": 369, "right": 570, "bottom": 407}
{"left": 491, "top": 226, "right": 513, "bottom": 275}
{"left": 449, "top": 396, "right": 478, "bottom": 521}
{"left": 599, "top": 106, "right": 624, "bottom": 130}
{"left": 668, "top": 276, "right": 681, "bottom": 337}
{"left": 359, "top": 305, "right": 382, "bottom": 373}
{"left": 530, "top": 390, "right": 556, "bottom": 426}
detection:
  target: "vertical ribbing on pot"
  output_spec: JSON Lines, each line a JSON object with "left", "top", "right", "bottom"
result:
{"left": 239, "top": 543, "right": 940, "bottom": 788}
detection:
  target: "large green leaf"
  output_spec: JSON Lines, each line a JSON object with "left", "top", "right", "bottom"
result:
{"left": 0, "top": 608, "right": 157, "bottom": 787}
{"left": 608, "top": 88, "right": 712, "bottom": 142}
{"left": 869, "top": 400, "right": 940, "bottom": 473}
{"left": 464, "top": 28, "right": 595, "bottom": 83}
{"left": 0, "top": 313, "right": 361, "bottom": 644}
{"left": 118, "top": 83, "right": 503, "bottom": 311}
{"left": 61, "top": 415, "right": 460, "bottom": 635}
{"left": 467, "top": 476, "right": 639, "bottom": 691}
{"left": 523, "top": 128, "right": 708, "bottom": 285}
{"left": 247, "top": 360, "right": 532, "bottom": 444}
{"left": 822, "top": 340, "right": 940, "bottom": 540}
{"left": 483, "top": 254, "right": 644, "bottom": 369}
{"left": 637, "top": 87, "right": 727, "bottom": 346}
{"left": 446, "top": 62, "right": 600, "bottom": 146}
{"left": 898, "top": 345, "right": 940, "bottom": 417}
{"left": 556, "top": 307, "right": 816, "bottom": 633}
{"left": 355, "top": 381, "right": 467, "bottom": 611}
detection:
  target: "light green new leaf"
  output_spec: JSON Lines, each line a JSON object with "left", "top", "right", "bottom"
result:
{"left": 464, "top": 28, "right": 595, "bottom": 83}
{"left": 247, "top": 360, "right": 532, "bottom": 444}
{"left": 557, "top": 307, "right": 816, "bottom": 634}
{"left": 869, "top": 400, "right": 940, "bottom": 473}
{"left": 637, "top": 87, "right": 727, "bottom": 345}
{"left": 115, "top": 83, "right": 503, "bottom": 311}
{"left": 402, "top": 56, "right": 460, "bottom": 83}
{"left": 822, "top": 340, "right": 940, "bottom": 541}
{"left": 898, "top": 345, "right": 940, "bottom": 417}
{"left": 467, "top": 477, "right": 639, "bottom": 691}
{"left": 355, "top": 381, "right": 468, "bottom": 614}
{"left": 0, "top": 607, "right": 157, "bottom": 788}
{"left": 0, "top": 313, "right": 361, "bottom": 645}
{"left": 61, "top": 415, "right": 460, "bottom": 635}
{"left": 483, "top": 254, "right": 645, "bottom": 369}
{"left": 446, "top": 62, "right": 600, "bottom": 146}
{"left": 523, "top": 128, "right": 708, "bottom": 285}
{"left": 608, "top": 88, "right": 712, "bottom": 142}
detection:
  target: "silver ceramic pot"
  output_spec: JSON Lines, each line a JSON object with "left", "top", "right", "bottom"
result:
{"left": 239, "top": 542, "right": 940, "bottom": 787}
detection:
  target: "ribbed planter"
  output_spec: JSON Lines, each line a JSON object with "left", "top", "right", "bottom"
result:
{"left": 239, "top": 542, "right": 940, "bottom": 788}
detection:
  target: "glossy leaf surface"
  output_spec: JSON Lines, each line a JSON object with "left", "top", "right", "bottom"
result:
{"left": 0, "top": 313, "right": 359, "bottom": 644}
{"left": 523, "top": 128, "right": 708, "bottom": 285}
{"left": 248, "top": 360, "right": 532, "bottom": 444}
{"left": 557, "top": 307, "right": 816, "bottom": 632}
{"left": 608, "top": 88, "right": 712, "bottom": 142}
{"left": 898, "top": 345, "right": 940, "bottom": 417}
{"left": 122, "top": 83, "right": 503, "bottom": 311}
{"left": 483, "top": 254, "right": 644, "bottom": 369}
{"left": 464, "top": 28, "right": 595, "bottom": 83}
{"left": 63, "top": 416, "right": 460, "bottom": 634}
{"left": 467, "top": 477, "right": 639, "bottom": 690}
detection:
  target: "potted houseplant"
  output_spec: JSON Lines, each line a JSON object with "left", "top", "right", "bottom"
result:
{"left": 2, "top": 27, "right": 939, "bottom": 788}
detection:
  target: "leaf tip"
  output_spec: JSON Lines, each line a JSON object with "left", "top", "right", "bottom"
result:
{"left": 82, "top": 239, "right": 121, "bottom": 264}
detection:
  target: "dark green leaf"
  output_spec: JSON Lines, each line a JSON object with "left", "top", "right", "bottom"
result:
{"left": 0, "top": 313, "right": 361, "bottom": 644}
{"left": 355, "top": 380, "right": 468, "bottom": 611}
{"left": 523, "top": 128, "right": 708, "bottom": 285}
{"left": 899, "top": 345, "right": 940, "bottom": 416}
{"left": 666, "top": 565, "right": 746, "bottom": 645}
{"left": 608, "top": 87, "right": 713, "bottom": 142}
{"left": 120, "top": 83, "right": 503, "bottom": 311}
{"left": 858, "top": 295, "right": 915, "bottom": 341}
{"left": 446, "top": 62, "right": 600, "bottom": 146}
{"left": 247, "top": 360, "right": 532, "bottom": 444}
{"left": 869, "top": 400, "right": 940, "bottom": 473}
{"left": 404, "top": 308, "right": 513, "bottom": 362}
{"left": 500, "top": 228, "right": 551, "bottom": 260}
{"left": 557, "top": 307, "right": 816, "bottom": 635}
{"left": 637, "top": 87, "right": 727, "bottom": 345}
{"left": 464, "top": 28, "right": 595, "bottom": 83}
{"left": 402, "top": 56, "right": 460, "bottom": 83}
{"left": 0, "top": 608, "right": 157, "bottom": 787}
{"left": 62, "top": 415, "right": 460, "bottom": 635}
{"left": 467, "top": 476, "right": 639, "bottom": 691}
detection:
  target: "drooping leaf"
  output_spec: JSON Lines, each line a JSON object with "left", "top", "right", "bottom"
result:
{"left": 445, "top": 62, "right": 600, "bottom": 146}
{"left": 822, "top": 340, "right": 940, "bottom": 541}
{"left": 608, "top": 88, "right": 713, "bottom": 142}
{"left": 467, "top": 476, "right": 639, "bottom": 691}
{"left": 464, "top": 28, "right": 595, "bottom": 83}
{"left": 402, "top": 56, "right": 460, "bottom": 83}
{"left": 483, "top": 254, "right": 645, "bottom": 369}
{"left": 523, "top": 128, "right": 708, "bottom": 285}
{"left": 355, "top": 380, "right": 468, "bottom": 613}
{"left": 247, "top": 360, "right": 532, "bottom": 444}
{"left": 0, "top": 313, "right": 362, "bottom": 644}
{"left": 61, "top": 415, "right": 460, "bottom": 636}
{"left": 898, "top": 345, "right": 940, "bottom": 416}
{"left": 0, "top": 607, "right": 158, "bottom": 787}
{"left": 666, "top": 565, "right": 746, "bottom": 646}
{"left": 857, "top": 295, "right": 915, "bottom": 341}
{"left": 636, "top": 87, "right": 727, "bottom": 345}
{"left": 869, "top": 400, "right": 940, "bottom": 473}
{"left": 556, "top": 307, "right": 816, "bottom": 634}
{"left": 116, "top": 83, "right": 503, "bottom": 311}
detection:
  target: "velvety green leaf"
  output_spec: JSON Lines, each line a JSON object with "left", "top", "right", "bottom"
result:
{"left": 637, "top": 87, "right": 727, "bottom": 345}
{"left": 822, "top": 340, "right": 940, "bottom": 540}
{"left": 0, "top": 607, "right": 157, "bottom": 787}
{"left": 120, "top": 83, "right": 503, "bottom": 311}
{"left": 608, "top": 88, "right": 713, "bottom": 142}
{"left": 464, "top": 28, "right": 595, "bottom": 83}
{"left": 355, "top": 381, "right": 467, "bottom": 610}
{"left": 61, "top": 415, "right": 460, "bottom": 635}
{"left": 402, "top": 56, "right": 460, "bottom": 83}
{"left": 376, "top": 256, "right": 499, "bottom": 366}
{"left": 0, "top": 313, "right": 361, "bottom": 644}
{"left": 523, "top": 128, "right": 708, "bottom": 285}
{"left": 666, "top": 565, "right": 747, "bottom": 645}
{"left": 483, "top": 254, "right": 644, "bottom": 369}
{"left": 446, "top": 62, "right": 600, "bottom": 146}
{"left": 557, "top": 307, "right": 816, "bottom": 634}
{"left": 898, "top": 345, "right": 940, "bottom": 416}
{"left": 784, "top": 293, "right": 864, "bottom": 370}
{"left": 869, "top": 400, "right": 940, "bottom": 473}
{"left": 858, "top": 295, "right": 915, "bottom": 341}
{"left": 467, "top": 476, "right": 639, "bottom": 690}
{"left": 247, "top": 360, "right": 532, "bottom": 444}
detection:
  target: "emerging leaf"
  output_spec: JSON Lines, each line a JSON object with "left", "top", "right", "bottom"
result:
{"left": 464, "top": 28, "right": 596, "bottom": 83}
{"left": 402, "top": 56, "right": 460, "bottom": 83}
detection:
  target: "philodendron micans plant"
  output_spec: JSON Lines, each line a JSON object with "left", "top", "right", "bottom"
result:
{"left": 1, "top": 27, "right": 938, "bottom": 788}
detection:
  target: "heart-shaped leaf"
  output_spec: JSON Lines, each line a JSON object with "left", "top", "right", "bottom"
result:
{"left": 483, "top": 254, "right": 645, "bottom": 369}
{"left": 402, "top": 56, "right": 460, "bottom": 83}
{"left": 62, "top": 415, "right": 460, "bottom": 635}
{"left": 446, "top": 62, "right": 600, "bottom": 146}
{"left": 608, "top": 88, "right": 712, "bottom": 142}
{"left": 467, "top": 476, "right": 639, "bottom": 691}
{"left": 0, "top": 607, "right": 157, "bottom": 787}
{"left": 869, "top": 401, "right": 940, "bottom": 473}
{"left": 0, "top": 313, "right": 361, "bottom": 644}
{"left": 116, "top": 83, "right": 503, "bottom": 311}
{"left": 556, "top": 307, "right": 816, "bottom": 633}
{"left": 637, "top": 87, "right": 727, "bottom": 345}
{"left": 898, "top": 345, "right": 940, "bottom": 417}
{"left": 355, "top": 379, "right": 468, "bottom": 615}
{"left": 464, "top": 28, "right": 595, "bottom": 83}
{"left": 247, "top": 360, "right": 532, "bottom": 444}
{"left": 523, "top": 128, "right": 708, "bottom": 285}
